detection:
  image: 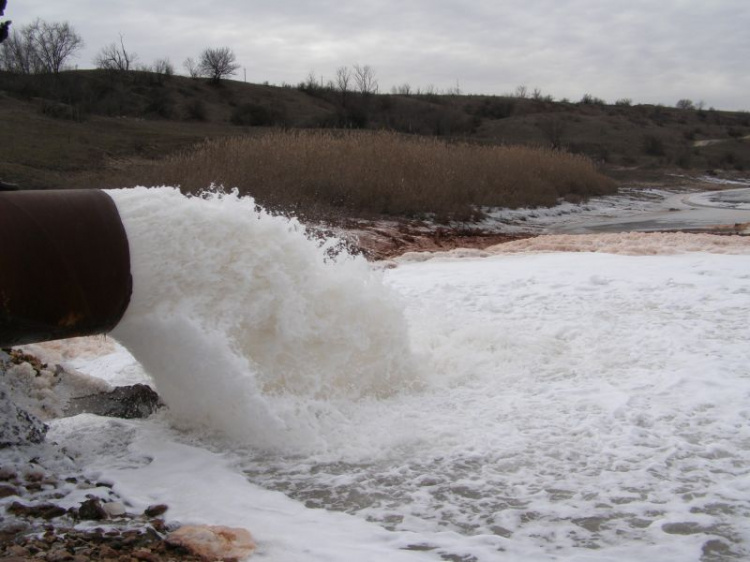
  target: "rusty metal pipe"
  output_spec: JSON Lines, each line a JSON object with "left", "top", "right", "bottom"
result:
{"left": 0, "top": 189, "right": 132, "bottom": 348}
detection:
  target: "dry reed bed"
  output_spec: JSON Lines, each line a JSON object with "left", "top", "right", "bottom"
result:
{"left": 117, "top": 130, "right": 616, "bottom": 219}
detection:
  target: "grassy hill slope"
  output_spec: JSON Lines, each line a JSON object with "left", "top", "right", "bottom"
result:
{"left": 1, "top": 69, "right": 748, "bottom": 217}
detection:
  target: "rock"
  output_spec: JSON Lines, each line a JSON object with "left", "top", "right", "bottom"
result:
{"left": 7, "top": 501, "right": 66, "bottom": 520}
{"left": 0, "top": 467, "right": 17, "bottom": 480}
{"left": 144, "top": 504, "right": 168, "bottom": 518}
{"left": 132, "top": 548, "right": 158, "bottom": 562}
{"left": 0, "top": 388, "right": 47, "bottom": 447}
{"left": 5, "top": 545, "right": 30, "bottom": 557}
{"left": 45, "top": 548, "right": 74, "bottom": 561}
{"left": 0, "top": 483, "right": 18, "bottom": 498}
{"left": 0, "top": 519, "right": 30, "bottom": 538}
{"left": 98, "top": 545, "right": 118, "bottom": 559}
{"left": 77, "top": 498, "right": 108, "bottom": 521}
{"left": 102, "top": 502, "right": 127, "bottom": 518}
{"left": 165, "top": 525, "right": 256, "bottom": 561}
{"left": 24, "top": 469, "right": 45, "bottom": 482}
{"left": 65, "top": 384, "right": 163, "bottom": 419}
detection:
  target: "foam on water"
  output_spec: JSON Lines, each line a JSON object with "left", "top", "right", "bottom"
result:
{"left": 92, "top": 187, "right": 750, "bottom": 559}
{"left": 238, "top": 252, "right": 750, "bottom": 559}
{"left": 107, "top": 187, "right": 417, "bottom": 449}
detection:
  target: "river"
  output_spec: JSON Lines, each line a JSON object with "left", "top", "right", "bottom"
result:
{"left": 485, "top": 180, "right": 750, "bottom": 236}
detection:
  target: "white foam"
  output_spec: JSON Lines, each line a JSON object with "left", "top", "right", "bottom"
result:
{"left": 50, "top": 187, "right": 750, "bottom": 560}
{"left": 53, "top": 248, "right": 750, "bottom": 561}
{"left": 107, "top": 187, "right": 417, "bottom": 449}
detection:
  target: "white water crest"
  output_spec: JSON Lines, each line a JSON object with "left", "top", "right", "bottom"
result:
{"left": 107, "top": 187, "right": 418, "bottom": 450}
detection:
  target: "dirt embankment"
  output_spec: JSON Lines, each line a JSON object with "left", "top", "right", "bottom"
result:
{"left": 336, "top": 220, "right": 534, "bottom": 260}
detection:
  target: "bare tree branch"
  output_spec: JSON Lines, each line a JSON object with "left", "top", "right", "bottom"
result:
{"left": 32, "top": 19, "right": 83, "bottom": 73}
{"left": 183, "top": 56, "right": 200, "bottom": 78}
{"left": 94, "top": 34, "right": 137, "bottom": 71}
{"left": 0, "top": 18, "right": 82, "bottom": 73}
{"left": 198, "top": 47, "right": 239, "bottom": 84}
{"left": 353, "top": 64, "right": 378, "bottom": 95}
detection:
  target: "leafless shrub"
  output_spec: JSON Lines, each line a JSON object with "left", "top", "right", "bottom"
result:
{"left": 642, "top": 134, "right": 666, "bottom": 156}
{"left": 580, "top": 93, "right": 606, "bottom": 105}
{"left": 392, "top": 83, "right": 412, "bottom": 96}
{"left": 153, "top": 57, "right": 174, "bottom": 76}
{"left": 183, "top": 56, "right": 200, "bottom": 78}
{"left": 94, "top": 34, "right": 137, "bottom": 71}
{"left": 537, "top": 116, "right": 568, "bottom": 149}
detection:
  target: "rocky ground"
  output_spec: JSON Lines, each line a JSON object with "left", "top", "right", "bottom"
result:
{"left": 0, "top": 350, "right": 253, "bottom": 562}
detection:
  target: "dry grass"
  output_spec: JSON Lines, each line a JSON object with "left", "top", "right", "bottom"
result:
{"left": 109, "top": 130, "right": 616, "bottom": 219}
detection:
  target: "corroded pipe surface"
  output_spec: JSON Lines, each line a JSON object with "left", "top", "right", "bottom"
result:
{"left": 0, "top": 189, "right": 132, "bottom": 347}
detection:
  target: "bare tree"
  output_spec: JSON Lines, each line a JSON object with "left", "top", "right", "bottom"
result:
{"left": 198, "top": 46, "right": 239, "bottom": 83}
{"left": 183, "top": 56, "right": 200, "bottom": 78}
{"left": 0, "top": 18, "right": 82, "bottom": 73}
{"left": 676, "top": 99, "right": 695, "bottom": 110}
{"left": 392, "top": 83, "right": 412, "bottom": 96}
{"left": 31, "top": 19, "right": 83, "bottom": 73}
{"left": 514, "top": 85, "right": 528, "bottom": 99}
{"left": 152, "top": 57, "right": 174, "bottom": 76}
{"left": 0, "top": 24, "right": 38, "bottom": 73}
{"left": 335, "top": 66, "right": 351, "bottom": 91}
{"left": 335, "top": 66, "right": 352, "bottom": 105}
{"left": 445, "top": 80, "right": 461, "bottom": 96}
{"left": 302, "top": 70, "right": 322, "bottom": 91}
{"left": 353, "top": 63, "right": 378, "bottom": 95}
{"left": 94, "top": 34, "right": 137, "bottom": 71}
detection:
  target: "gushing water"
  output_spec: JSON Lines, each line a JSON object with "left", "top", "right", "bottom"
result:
{"left": 108, "top": 187, "right": 417, "bottom": 449}
{"left": 98, "top": 187, "right": 750, "bottom": 559}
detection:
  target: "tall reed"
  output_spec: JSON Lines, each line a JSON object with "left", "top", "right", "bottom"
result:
{"left": 113, "top": 130, "right": 616, "bottom": 219}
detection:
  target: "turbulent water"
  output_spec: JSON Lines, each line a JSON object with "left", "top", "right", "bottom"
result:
{"left": 108, "top": 187, "right": 418, "bottom": 449}
{"left": 99, "top": 187, "right": 750, "bottom": 561}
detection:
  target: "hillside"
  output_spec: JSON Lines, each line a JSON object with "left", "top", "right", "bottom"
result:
{"left": 1, "top": 69, "right": 749, "bottom": 206}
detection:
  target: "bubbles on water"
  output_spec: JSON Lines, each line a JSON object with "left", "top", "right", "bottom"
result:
{"left": 108, "top": 187, "right": 419, "bottom": 448}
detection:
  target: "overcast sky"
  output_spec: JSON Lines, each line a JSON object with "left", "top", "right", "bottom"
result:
{"left": 7, "top": 0, "right": 750, "bottom": 110}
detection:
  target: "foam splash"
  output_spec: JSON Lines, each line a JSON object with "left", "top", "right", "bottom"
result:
{"left": 107, "top": 187, "right": 417, "bottom": 448}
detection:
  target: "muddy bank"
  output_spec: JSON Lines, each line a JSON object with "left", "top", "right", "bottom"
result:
{"left": 334, "top": 219, "right": 535, "bottom": 260}
{"left": 334, "top": 179, "right": 750, "bottom": 257}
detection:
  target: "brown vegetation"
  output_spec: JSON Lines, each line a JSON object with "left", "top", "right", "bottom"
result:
{"left": 1, "top": 69, "right": 749, "bottom": 219}
{"left": 108, "top": 130, "right": 615, "bottom": 220}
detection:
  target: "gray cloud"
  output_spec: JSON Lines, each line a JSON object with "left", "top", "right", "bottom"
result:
{"left": 9, "top": 0, "right": 750, "bottom": 109}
